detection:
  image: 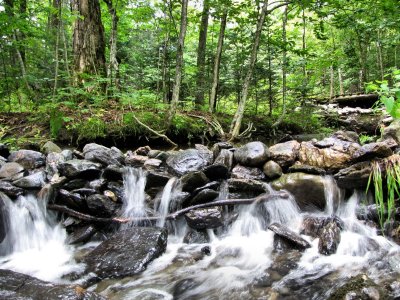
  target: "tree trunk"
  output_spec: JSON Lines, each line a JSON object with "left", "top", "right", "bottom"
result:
{"left": 72, "top": 0, "right": 106, "bottom": 85}
{"left": 166, "top": 0, "right": 188, "bottom": 128}
{"left": 272, "top": 6, "right": 288, "bottom": 128}
{"left": 229, "top": 1, "right": 288, "bottom": 139}
{"left": 267, "top": 24, "right": 273, "bottom": 116}
{"left": 330, "top": 65, "right": 334, "bottom": 99}
{"left": 52, "top": 0, "right": 62, "bottom": 99}
{"left": 338, "top": 68, "right": 344, "bottom": 95}
{"left": 209, "top": 10, "right": 227, "bottom": 113}
{"left": 194, "top": 0, "right": 210, "bottom": 109}
{"left": 103, "top": 0, "right": 120, "bottom": 90}
{"left": 301, "top": 7, "right": 307, "bottom": 104}
{"left": 376, "top": 30, "right": 384, "bottom": 81}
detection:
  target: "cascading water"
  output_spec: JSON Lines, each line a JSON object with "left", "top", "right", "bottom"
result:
{"left": 121, "top": 167, "right": 148, "bottom": 226}
{"left": 156, "top": 177, "right": 178, "bottom": 227}
{"left": 0, "top": 192, "right": 82, "bottom": 282}
{"left": 93, "top": 180, "right": 400, "bottom": 300}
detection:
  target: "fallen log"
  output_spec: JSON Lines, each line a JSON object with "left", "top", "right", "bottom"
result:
{"left": 48, "top": 191, "right": 289, "bottom": 224}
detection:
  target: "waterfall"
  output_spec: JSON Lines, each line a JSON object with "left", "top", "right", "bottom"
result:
{"left": 323, "top": 175, "right": 344, "bottom": 215}
{"left": 156, "top": 177, "right": 177, "bottom": 227}
{"left": 121, "top": 167, "right": 148, "bottom": 226}
{"left": 0, "top": 192, "right": 82, "bottom": 282}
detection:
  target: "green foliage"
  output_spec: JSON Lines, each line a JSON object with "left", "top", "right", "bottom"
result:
{"left": 359, "top": 134, "right": 375, "bottom": 145}
{"left": 49, "top": 110, "right": 64, "bottom": 138}
{"left": 366, "top": 155, "right": 400, "bottom": 229}
{"left": 367, "top": 69, "right": 400, "bottom": 119}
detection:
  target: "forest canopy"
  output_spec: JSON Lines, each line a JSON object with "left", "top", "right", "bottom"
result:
{"left": 0, "top": 0, "right": 399, "bottom": 142}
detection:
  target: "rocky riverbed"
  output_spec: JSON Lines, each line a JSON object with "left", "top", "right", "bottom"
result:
{"left": 1, "top": 121, "right": 400, "bottom": 299}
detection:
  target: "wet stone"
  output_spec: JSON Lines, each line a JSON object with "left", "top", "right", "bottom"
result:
{"left": 57, "top": 189, "right": 87, "bottom": 211}
{"left": 58, "top": 159, "right": 102, "bottom": 179}
{"left": 8, "top": 150, "right": 46, "bottom": 169}
{"left": 232, "top": 165, "right": 266, "bottom": 180}
{"left": 183, "top": 229, "right": 210, "bottom": 244}
{"left": 13, "top": 171, "right": 46, "bottom": 189}
{"left": 203, "top": 163, "right": 229, "bottom": 181}
{"left": 83, "top": 143, "right": 124, "bottom": 166}
{"left": 318, "top": 219, "right": 341, "bottom": 255}
{"left": 234, "top": 141, "right": 270, "bottom": 167}
{"left": 102, "top": 164, "right": 124, "bottom": 181}
{"left": 67, "top": 225, "right": 97, "bottom": 245}
{"left": 188, "top": 188, "right": 219, "bottom": 206}
{"left": 263, "top": 160, "right": 282, "bottom": 180}
{"left": 0, "top": 181, "right": 24, "bottom": 198}
{"left": 213, "top": 149, "right": 234, "bottom": 171}
{"left": 268, "top": 140, "right": 300, "bottom": 168}
{"left": 185, "top": 207, "right": 224, "bottom": 230}
{"left": 180, "top": 171, "right": 209, "bottom": 192}
{"left": 0, "top": 162, "right": 25, "bottom": 180}
{"left": 86, "top": 194, "right": 119, "bottom": 218}
{"left": 166, "top": 149, "right": 210, "bottom": 176}
{"left": 268, "top": 222, "right": 311, "bottom": 251}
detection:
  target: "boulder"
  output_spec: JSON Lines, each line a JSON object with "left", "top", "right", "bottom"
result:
{"left": 89, "top": 179, "right": 107, "bottom": 191}
{"left": 62, "top": 178, "right": 87, "bottom": 190}
{"left": 185, "top": 207, "right": 224, "bottom": 230}
{"left": 0, "top": 144, "right": 10, "bottom": 158}
{"left": 334, "top": 161, "right": 371, "bottom": 189}
{"left": 41, "top": 141, "right": 62, "bottom": 154}
{"left": 58, "top": 159, "right": 102, "bottom": 179}
{"left": 125, "top": 152, "right": 148, "bottom": 166}
{"left": 263, "top": 161, "right": 282, "bottom": 180}
{"left": 288, "top": 163, "right": 326, "bottom": 175}
{"left": 232, "top": 165, "right": 266, "bottom": 180}
{"left": 301, "top": 215, "right": 344, "bottom": 238}
{"left": 86, "top": 194, "right": 119, "bottom": 217}
{"left": 268, "top": 223, "right": 311, "bottom": 250}
{"left": 13, "top": 171, "right": 46, "bottom": 189}
{"left": 202, "top": 164, "right": 229, "bottom": 181}
{"left": 102, "top": 164, "right": 124, "bottom": 181}
{"left": 195, "top": 144, "right": 214, "bottom": 165}
{"left": 188, "top": 189, "right": 219, "bottom": 206}
{"left": 8, "top": 150, "right": 46, "bottom": 169}
{"left": 180, "top": 171, "right": 209, "bottom": 192}
{"left": 211, "top": 141, "right": 233, "bottom": 159}
{"left": 0, "top": 162, "right": 25, "bottom": 180}
{"left": 83, "top": 143, "right": 124, "bottom": 166}
{"left": 57, "top": 189, "right": 87, "bottom": 210}
{"left": 192, "top": 181, "right": 220, "bottom": 194}
{"left": 228, "top": 179, "right": 270, "bottom": 198}
{"left": 135, "top": 145, "right": 151, "bottom": 156}
{"left": 234, "top": 141, "right": 270, "bottom": 167}
{"left": 166, "top": 149, "right": 210, "bottom": 176}
{"left": 382, "top": 119, "right": 400, "bottom": 143}
{"left": 213, "top": 149, "right": 234, "bottom": 171}
{"left": 298, "top": 137, "right": 360, "bottom": 170}
{"left": 271, "top": 173, "right": 327, "bottom": 211}
{"left": 146, "top": 171, "right": 172, "bottom": 189}
{"left": 183, "top": 229, "right": 210, "bottom": 244}
{"left": 331, "top": 130, "right": 360, "bottom": 143}
{"left": 318, "top": 219, "right": 341, "bottom": 255}
{"left": 0, "top": 192, "right": 9, "bottom": 243}
{"left": 143, "top": 158, "right": 162, "bottom": 169}
{"left": 0, "top": 269, "right": 105, "bottom": 300}
{"left": 84, "top": 227, "right": 168, "bottom": 280}
{"left": 269, "top": 140, "right": 300, "bottom": 168}
{"left": 46, "top": 152, "right": 65, "bottom": 178}
{"left": 0, "top": 181, "right": 24, "bottom": 198}
{"left": 67, "top": 225, "right": 97, "bottom": 245}
{"left": 352, "top": 141, "right": 393, "bottom": 162}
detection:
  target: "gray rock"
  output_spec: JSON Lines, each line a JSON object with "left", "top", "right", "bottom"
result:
{"left": 71, "top": 188, "right": 97, "bottom": 197}
{"left": 41, "top": 141, "right": 62, "bottom": 154}
{"left": 269, "top": 140, "right": 300, "bottom": 168}
{"left": 263, "top": 161, "right": 282, "bottom": 179}
{"left": 214, "top": 149, "right": 233, "bottom": 170}
{"left": 86, "top": 194, "right": 119, "bottom": 217}
{"left": 334, "top": 161, "right": 371, "bottom": 189}
{"left": 195, "top": 144, "right": 214, "bottom": 165}
{"left": 185, "top": 207, "right": 224, "bottom": 230}
{"left": 146, "top": 171, "right": 172, "bottom": 189}
{"left": 271, "top": 173, "right": 327, "bottom": 211}
{"left": 57, "top": 189, "right": 86, "bottom": 210}
{"left": 84, "top": 227, "right": 168, "bottom": 280}
{"left": 58, "top": 159, "right": 102, "bottom": 178}
{"left": 0, "top": 192, "right": 9, "bottom": 243}
{"left": 0, "top": 162, "right": 25, "bottom": 179}
{"left": 288, "top": 163, "right": 326, "bottom": 175}
{"left": 89, "top": 179, "right": 107, "bottom": 191}
{"left": 382, "top": 119, "right": 400, "bottom": 143}
{"left": 125, "top": 152, "right": 148, "bottom": 166}
{"left": 46, "top": 152, "right": 65, "bottom": 178}
{"left": 0, "top": 269, "right": 106, "bottom": 300}
{"left": 234, "top": 141, "right": 270, "bottom": 167}
{"left": 180, "top": 171, "right": 209, "bottom": 192}
{"left": 203, "top": 163, "right": 229, "bottom": 181}
{"left": 8, "top": 150, "right": 46, "bottom": 169}
{"left": 166, "top": 149, "right": 210, "bottom": 176}
{"left": 62, "top": 178, "right": 87, "bottom": 190}
{"left": 102, "top": 164, "right": 124, "bottom": 181}
{"left": 0, "top": 181, "right": 24, "bottom": 198}
{"left": 301, "top": 216, "right": 344, "bottom": 238}
{"left": 228, "top": 178, "right": 270, "bottom": 198}
{"left": 188, "top": 189, "right": 219, "bottom": 206}
{"left": 331, "top": 130, "right": 360, "bottom": 143}
{"left": 83, "top": 143, "right": 124, "bottom": 166}
{"left": 192, "top": 181, "right": 220, "bottom": 194}
{"left": 183, "top": 229, "right": 210, "bottom": 244}
{"left": 67, "top": 225, "right": 97, "bottom": 245}
{"left": 232, "top": 165, "right": 266, "bottom": 180}
{"left": 268, "top": 222, "right": 311, "bottom": 250}
{"left": 0, "top": 144, "right": 10, "bottom": 158}
{"left": 353, "top": 141, "right": 393, "bottom": 162}
{"left": 318, "top": 219, "right": 341, "bottom": 255}
{"left": 211, "top": 142, "right": 233, "bottom": 159}
{"left": 148, "top": 150, "right": 162, "bottom": 158}
{"left": 13, "top": 171, "right": 46, "bottom": 189}
{"left": 143, "top": 158, "right": 162, "bottom": 169}
{"left": 61, "top": 149, "right": 74, "bottom": 161}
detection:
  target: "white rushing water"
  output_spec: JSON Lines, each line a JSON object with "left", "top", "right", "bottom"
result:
{"left": 121, "top": 167, "right": 148, "bottom": 226}
{"left": 0, "top": 192, "right": 82, "bottom": 282}
{"left": 156, "top": 177, "right": 178, "bottom": 227}
{"left": 94, "top": 180, "right": 400, "bottom": 300}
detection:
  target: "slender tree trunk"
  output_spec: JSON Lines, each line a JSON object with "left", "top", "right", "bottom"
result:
{"left": 61, "top": 18, "right": 71, "bottom": 80}
{"left": 103, "top": 0, "right": 120, "bottom": 90}
{"left": 162, "top": 31, "right": 170, "bottom": 103}
{"left": 272, "top": 6, "right": 288, "bottom": 128}
{"left": 209, "top": 10, "right": 227, "bottom": 113}
{"left": 166, "top": 0, "right": 188, "bottom": 128}
{"left": 330, "top": 65, "right": 334, "bottom": 99}
{"left": 267, "top": 25, "right": 273, "bottom": 116}
{"left": 72, "top": 0, "right": 106, "bottom": 85}
{"left": 230, "top": 0, "right": 288, "bottom": 139}
{"left": 18, "top": 0, "right": 27, "bottom": 65}
{"left": 194, "top": 0, "right": 209, "bottom": 109}
{"left": 338, "top": 68, "right": 344, "bottom": 96}
{"left": 52, "top": 0, "right": 62, "bottom": 99}
{"left": 376, "top": 30, "right": 384, "bottom": 80}
{"left": 301, "top": 7, "right": 307, "bottom": 104}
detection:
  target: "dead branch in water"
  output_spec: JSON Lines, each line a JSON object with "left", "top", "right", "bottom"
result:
{"left": 47, "top": 191, "right": 289, "bottom": 224}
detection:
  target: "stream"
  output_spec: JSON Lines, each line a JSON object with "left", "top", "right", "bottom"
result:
{"left": 0, "top": 167, "right": 399, "bottom": 299}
